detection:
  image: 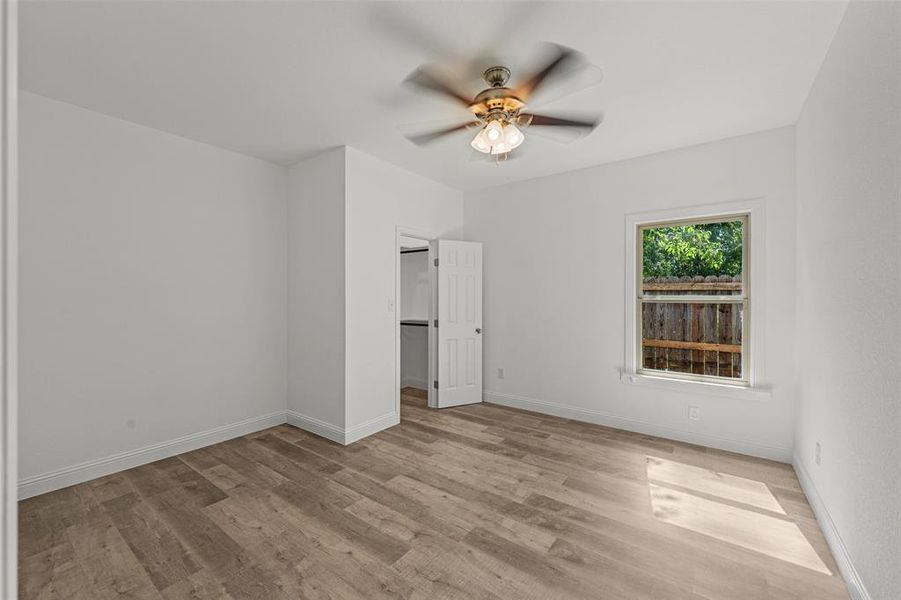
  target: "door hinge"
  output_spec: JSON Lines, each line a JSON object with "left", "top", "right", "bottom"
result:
{"left": 434, "top": 319, "right": 438, "bottom": 328}
{"left": 433, "top": 380, "right": 439, "bottom": 389}
{"left": 433, "top": 258, "right": 439, "bottom": 267}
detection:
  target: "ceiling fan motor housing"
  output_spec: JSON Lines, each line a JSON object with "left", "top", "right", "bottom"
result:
{"left": 470, "top": 83, "right": 525, "bottom": 123}
{"left": 482, "top": 65, "right": 511, "bottom": 87}
{"left": 473, "top": 66, "right": 523, "bottom": 124}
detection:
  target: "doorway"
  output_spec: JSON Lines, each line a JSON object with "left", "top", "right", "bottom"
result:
{"left": 395, "top": 229, "right": 484, "bottom": 420}
{"left": 397, "top": 233, "right": 431, "bottom": 418}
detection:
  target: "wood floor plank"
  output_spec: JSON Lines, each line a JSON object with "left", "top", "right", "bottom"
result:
{"left": 149, "top": 486, "right": 252, "bottom": 579}
{"left": 18, "top": 506, "right": 65, "bottom": 560}
{"left": 159, "top": 567, "right": 229, "bottom": 600}
{"left": 252, "top": 487, "right": 415, "bottom": 599}
{"left": 65, "top": 512, "right": 163, "bottom": 599}
{"left": 461, "top": 526, "right": 611, "bottom": 599}
{"left": 272, "top": 480, "right": 411, "bottom": 565}
{"left": 208, "top": 484, "right": 407, "bottom": 599}
{"left": 18, "top": 542, "right": 93, "bottom": 600}
{"left": 19, "top": 394, "right": 850, "bottom": 600}
{"left": 105, "top": 499, "right": 201, "bottom": 592}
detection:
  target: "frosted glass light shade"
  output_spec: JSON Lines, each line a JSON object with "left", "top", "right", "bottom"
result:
{"left": 503, "top": 123, "right": 524, "bottom": 149}
{"left": 471, "top": 128, "right": 491, "bottom": 153}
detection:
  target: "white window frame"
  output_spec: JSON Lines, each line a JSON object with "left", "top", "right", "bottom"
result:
{"left": 623, "top": 199, "right": 769, "bottom": 399}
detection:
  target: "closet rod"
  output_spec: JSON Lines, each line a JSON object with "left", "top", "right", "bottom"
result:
{"left": 400, "top": 248, "right": 429, "bottom": 254}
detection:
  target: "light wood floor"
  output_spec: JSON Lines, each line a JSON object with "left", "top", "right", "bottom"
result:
{"left": 19, "top": 389, "right": 849, "bottom": 599}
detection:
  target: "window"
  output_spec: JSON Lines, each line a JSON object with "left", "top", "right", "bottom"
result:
{"left": 636, "top": 214, "right": 749, "bottom": 385}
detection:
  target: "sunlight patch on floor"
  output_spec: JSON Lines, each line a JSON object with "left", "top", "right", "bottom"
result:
{"left": 646, "top": 456, "right": 786, "bottom": 514}
{"left": 646, "top": 459, "right": 831, "bottom": 575}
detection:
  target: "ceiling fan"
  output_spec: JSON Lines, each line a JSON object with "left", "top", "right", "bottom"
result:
{"left": 403, "top": 44, "right": 604, "bottom": 161}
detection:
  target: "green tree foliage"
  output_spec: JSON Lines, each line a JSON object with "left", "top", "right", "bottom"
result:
{"left": 643, "top": 221, "right": 742, "bottom": 278}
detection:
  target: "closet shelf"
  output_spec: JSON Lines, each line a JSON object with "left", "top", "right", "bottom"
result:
{"left": 400, "top": 319, "right": 429, "bottom": 327}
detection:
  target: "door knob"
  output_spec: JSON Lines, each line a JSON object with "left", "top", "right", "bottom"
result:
{"left": 475, "top": 328, "right": 482, "bottom": 334}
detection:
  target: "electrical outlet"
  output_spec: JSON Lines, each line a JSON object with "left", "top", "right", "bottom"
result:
{"left": 815, "top": 442, "right": 821, "bottom": 466}
{"left": 688, "top": 406, "right": 700, "bottom": 421}
{"left": 497, "top": 367, "right": 505, "bottom": 379}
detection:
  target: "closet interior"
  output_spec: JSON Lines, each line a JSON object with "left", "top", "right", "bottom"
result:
{"left": 399, "top": 238, "right": 430, "bottom": 400}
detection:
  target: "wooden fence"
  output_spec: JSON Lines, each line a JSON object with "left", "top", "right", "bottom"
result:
{"left": 641, "top": 276, "right": 743, "bottom": 379}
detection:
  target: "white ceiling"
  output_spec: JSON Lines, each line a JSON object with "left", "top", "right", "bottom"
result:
{"left": 20, "top": 1, "right": 847, "bottom": 191}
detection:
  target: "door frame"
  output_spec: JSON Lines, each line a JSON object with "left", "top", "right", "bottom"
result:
{"left": 1, "top": 0, "right": 18, "bottom": 595}
{"left": 394, "top": 226, "right": 436, "bottom": 418}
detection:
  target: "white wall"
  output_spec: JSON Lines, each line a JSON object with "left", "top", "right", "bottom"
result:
{"left": 345, "top": 148, "right": 463, "bottom": 429}
{"left": 463, "top": 127, "right": 797, "bottom": 461}
{"left": 287, "top": 147, "right": 347, "bottom": 429}
{"left": 19, "top": 92, "right": 288, "bottom": 484}
{"left": 285, "top": 147, "right": 462, "bottom": 437}
{"left": 794, "top": 3, "right": 901, "bottom": 599}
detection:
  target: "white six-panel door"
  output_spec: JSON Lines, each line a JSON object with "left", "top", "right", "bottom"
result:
{"left": 431, "top": 240, "right": 482, "bottom": 408}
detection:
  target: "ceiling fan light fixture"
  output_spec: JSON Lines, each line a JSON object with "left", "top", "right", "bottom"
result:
{"left": 470, "top": 127, "right": 492, "bottom": 153}
{"left": 503, "top": 123, "right": 525, "bottom": 150}
{"left": 472, "top": 120, "right": 524, "bottom": 155}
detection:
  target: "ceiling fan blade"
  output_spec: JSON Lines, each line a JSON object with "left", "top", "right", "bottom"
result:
{"left": 403, "top": 66, "right": 474, "bottom": 107}
{"left": 520, "top": 113, "right": 602, "bottom": 130}
{"left": 524, "top": 62, "right": 605, "bottom": 107}
{"left": 517, "top": 112, "right": 603, "bottom": 144}
{"left": 519, "top": 124, "right": 583, "bottom": 145}
{"left": 406, "top": 122, "right": 477, "bottom": 146}
{"left": 513, "top": 43, "right": 581, "bottom": 101}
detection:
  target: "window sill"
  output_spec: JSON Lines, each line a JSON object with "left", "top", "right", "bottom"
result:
{"left": 620, "top": 371, "right": 772, "bottom": 401}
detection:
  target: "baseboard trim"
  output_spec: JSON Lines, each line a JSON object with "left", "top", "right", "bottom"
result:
{"left": 483, "top": 390, "right": 792, "bottom": 463}
{"left": 401, "top": 377, "right": 427, "bottom": 390}
{"left": 345, "top": 411, "right": 400, "bottom": 445}
{"left": 793, "top": 454, "right": 871, "bottom": 600}
{"left": 286, "top": 409, "right": 398, "bottom": 445}
{"left": 18, "top": 410, "right": 287, "bottom": 500}
{"left": 286, "top": 410, "right": 344, "bottom": 444}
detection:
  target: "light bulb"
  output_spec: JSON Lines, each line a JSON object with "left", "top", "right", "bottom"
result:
{"left": 503, "top": 123, "right": 524, "bottom": 149}
{"left": 485, "top": 120, "right": 503, "bottom": 142}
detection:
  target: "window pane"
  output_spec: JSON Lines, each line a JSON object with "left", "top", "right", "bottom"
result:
{"left": 641, "top": 302, "right": 744, "bottom": 379}
{"left": 642, "top": 220, "right": 743, "bottom": 295}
